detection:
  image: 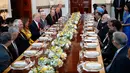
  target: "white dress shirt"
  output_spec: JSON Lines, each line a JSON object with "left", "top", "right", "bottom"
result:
{"left": 34, "top": 20, "right": 39, "bottom": 28}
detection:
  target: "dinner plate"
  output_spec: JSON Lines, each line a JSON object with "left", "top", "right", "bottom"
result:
{"left": 84, "top": 51, "right": 100, "bottom": 58}
{"left": 38, "top": 37, "right": 52, "bottom": 41}
{"left": 45, "top": 32, "right": 54, "bottom": 35}
{"left": 87, "top": 37, "right": 97, "bottom": 40}
{"left": 10, "top": 61, "right": 31, "bottom": 70}
{"left": 32, "top": 43, "right": 43, "bottom": 48}
{"left": 84, "top": 43, "right": 98, "bottom": 48}
{"left": 82, "top": 62, "right": 103, "bottom": 72}
{"left": 23, "top": 50, "right": 37, "bottom": 57}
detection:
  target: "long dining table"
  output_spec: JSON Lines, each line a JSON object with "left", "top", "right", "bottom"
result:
{"left": 3, "top": 14, "right": 106, "bottom": 73}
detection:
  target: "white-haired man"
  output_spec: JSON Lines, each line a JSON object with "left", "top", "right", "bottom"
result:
{"left": 40, "top": 12, "right": 47, "bottom": 28}
{"left": 8, "top": 26, "right": 19, "bottom": 60}
{"left": 106, "top": 32, "right": 130, "bottom": 73}
{"left": 98, "top": 14, "right": 110, "bottom": 43}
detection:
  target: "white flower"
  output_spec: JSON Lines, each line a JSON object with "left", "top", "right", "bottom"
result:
{"left": 61, "top": 52, "right": 67, "bottom": 60}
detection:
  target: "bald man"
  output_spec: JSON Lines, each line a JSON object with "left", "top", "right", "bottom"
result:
{"left": 46, "top": 9, "right": 56, "bottom": 26}
{"left": 29, "top": 13, "right": 41, "bottom": 41}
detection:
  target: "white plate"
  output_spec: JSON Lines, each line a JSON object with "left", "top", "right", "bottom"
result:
{"left": 45, "top": 32, "right": 54, "bottom": 34}
{"left": 38, "top": 37, "right": 52, "bottom": 41}
{"left": 87, "top": 37, "right": 97, "bottom": 40}
{"left": 86, "top": 23, "right": 94, "bottom": 26}
{"left": 84, "top": 51, "right": 100, "bottom": 58}
{"left": 38, "top": 37, "right": 48, "bottom": 41}
{"left": 85, "top": 27, "right": 93, "bottom": 31}
{"left": 10, "top": 61, "right": 30, "bottom": 70}
{"left": 84, "top": 43, "right": 98, "bottom": 48}
{"left": 49, "top": 28, "right": 56, "bottom": 30}
{"left": 23, "top": 50, "right": 37, "bottom": 57}
{"left": 84, "top": 39, "right": 98, "bottom": 42}
{"left": 32, "top": 43, "right": 43, "bottom": 48}
{"left": 82, "top": 62, "right": 103, "bottom": 72}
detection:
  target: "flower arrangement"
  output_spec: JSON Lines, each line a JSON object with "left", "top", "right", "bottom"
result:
{"left": 51, "top": 37, "right": 71, "bottom": 49}
{"left": 29, "top": 65, "right": 55, "bottom": 73}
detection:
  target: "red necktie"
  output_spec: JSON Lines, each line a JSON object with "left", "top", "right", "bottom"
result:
{"left": 38, "top": 23, "right": 41, "bottom": 29}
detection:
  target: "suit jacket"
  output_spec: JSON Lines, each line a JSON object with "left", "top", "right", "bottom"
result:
{"left": 113, "top": 0, "right": 125, "bottom": 8}
{"left": 98, "top": 22, "right": 109, "bottom": 43}
{"left": 59, "top": 9, "right": 62, "bottom": 18}
{"left": 40, "top": 19, "right": 47, "bottom": 28}
{"left": 0, "top": 26, "right": 9, "bottom": 33}
{"left": 108, "top": 46, "right": 130, "bottom": 73}
{"left": 29, "top": 20, "right": 41, "bottom": 41}
{"left": 0, "top": 16, "right": 4, "bottom": 24}
{"left": 0, "top": 44, "right": 12, "bottom": 73}
{"left": 15, "top": 33, "right": 30, "bottom": 55}
{"left": 8, "top": 42, "right": 19, "bottom": 61}
{"left": 46, "top": 14, "right": 55, "bottom": 26}
{"left": 104, "top": 10, "right": 108, "bottom": 14}
{"left": 97, "top": 19, "right": 102, "bottom": 30}
{"left": 102, "top": 42, "right": 117, "bottom": 63}
{"left": 55, "top": 12, "right": 60, "bottom": 22}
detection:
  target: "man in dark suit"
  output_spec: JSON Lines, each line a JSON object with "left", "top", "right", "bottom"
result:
{"left": 29, "top": 13, "right": 42, "bottom": 41}
{"left": 8, "top": 26, "right": 19, "bottom": 60}
{"left": 0, "top": 15, "right": 4, "bottom": 25}
{"left": 98, "top": 14, "right": 110, "bottom": 43}
{"left": 13, "top": 19, "right": 30, "bottom": 55}
{"left": 106, "top": 32, "right": 130, "bottom": 73}
{"left": 40, "top": 12, "right": 48, "bottom": 28}
{"left": 55, "top": 7, "right": 61, "bottom": 22}
{"left": 94, "top": 7, "right": 104, "bottom": 30}
{"left": 0, "top": 32, "right": 12, "bottom": 73}
{"left": 102, "top": 30, "right": 117, "bottom": 66}
{"left": 46, "top": 9, "right": 56, "bottom": 26}
{"left": 113, "top": 0, "right": 125, "bottom": 21}
{"left": 57, "top": 3, "right": 62, "bottom": 17}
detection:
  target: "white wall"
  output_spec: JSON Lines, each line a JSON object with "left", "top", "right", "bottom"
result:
{"left": 31, "top": 0, "right": 69, "bottom": 16}
{"left": 6, "top": 0, "right": 114, "bottom": 18}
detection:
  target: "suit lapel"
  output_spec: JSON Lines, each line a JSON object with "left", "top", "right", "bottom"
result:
{"left": 32, "top": 20, "right": 39, "bottom": 30}
{"left": 1, "top": 44, "right": 13, "bottom": 62}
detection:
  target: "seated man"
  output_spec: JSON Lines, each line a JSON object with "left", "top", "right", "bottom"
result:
{"left": 8, "top": 26, "right": 19, "bottom": 60}
{"left": 46, "top": 9, "right": 56, "bottom": 26}
{"left": 57, "top": 3, "right": 62, "bottom": 17}
{"left": 55, "top": 7, "right": 61, "bottom": 22}
{"left": 106, "top": 32, "right": 130, "bottom": 73}
{"left": 94, "top": 7, "right": 104, "bottom": 29}
{"left": 40, "top": 12, "right": 48, "bottom": 28}
{"left": 98, "top": 14, "right": 110, "bottom": 43}
{"left": 0, "top": 32, "right": 12, "bottom": 73}
{"left": 29, "top": 13, "right": 42, "bottom": 41}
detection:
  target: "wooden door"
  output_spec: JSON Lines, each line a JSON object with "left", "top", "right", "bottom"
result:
{"left": 11, "top": 0, "right": 32, "bottom": 22}
{"left": 70, "top": 0, "right": 91, "bottom": 14}
{"left": 83, "top": 0, "right": 91, "bottom": 13}
{"left": 70, "top": 0, "right": 84, "bottom": 14}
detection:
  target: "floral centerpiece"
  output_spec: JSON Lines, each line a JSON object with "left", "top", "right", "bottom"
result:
{"left": 29, "top": 65, "right": 55, "bottom": 73}
{"left": 51, "top": 37, "right": 71, "bottom": 49}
